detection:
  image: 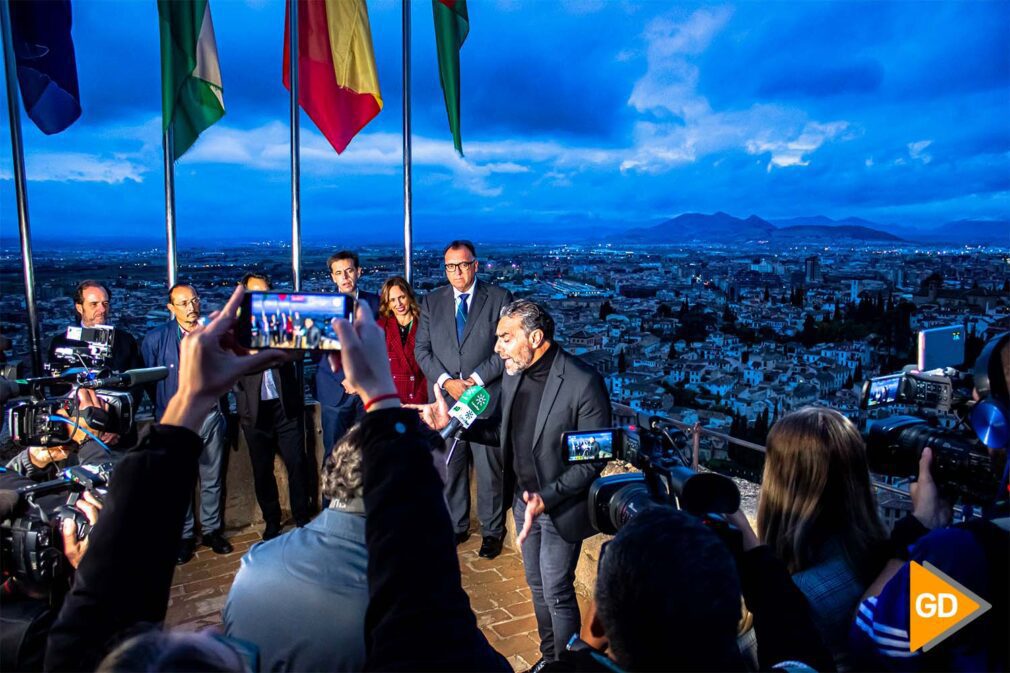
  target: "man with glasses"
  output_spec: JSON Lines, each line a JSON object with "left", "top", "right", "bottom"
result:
{"left": 316, "top": 251, "right": 380, "bottom": 458}
{"left": 415, "top": 240, "right": 513, "bottom": 558}
{"left": 142, "top": 282, "right": 232, "bottom": 564}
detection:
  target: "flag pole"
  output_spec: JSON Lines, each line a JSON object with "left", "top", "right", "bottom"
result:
{"left": 1, "top": 0, "right": 43, "bottom": 375}
{"left": 163, "top": 126, "right": 178, "bottom": 289}
{"left": 402, "top": 0, "right": 413, "bottom": 284}
{"left": 289, "top": 0, "right": 302, "bottom": 292}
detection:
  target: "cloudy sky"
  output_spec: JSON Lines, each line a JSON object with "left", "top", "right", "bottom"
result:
{"left": 0, "top": 0, "right": 1007, "bottom": 245}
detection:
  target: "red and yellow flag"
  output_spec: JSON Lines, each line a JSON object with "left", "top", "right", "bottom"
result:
{"left": 283, "top": 0, "right": 383, "bottom": 154}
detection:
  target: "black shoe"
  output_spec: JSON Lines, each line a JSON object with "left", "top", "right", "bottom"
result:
{"left": 262, "top": 522, "right": 282, "bottom": 541}
{"left": 202, "top": 531, "right": 234, "bottom": 554}
{"left": 525, "top": 659, "right": 571, "bottom": 673}
{"left": 454, "top": 531, "right": 470, "bottom": 546}
{"left": 478, "top": 535, "right": 503, "bottom": 559}
{"left": 176, "top": 537, "right": 196, "bottom": 565}
{"left": 524, "top": 658, "right": 547, "bottom": 673}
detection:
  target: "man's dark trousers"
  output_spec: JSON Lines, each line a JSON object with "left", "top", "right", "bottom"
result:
{"left": 243, "top": 398, "right": 311, "bottom": 526}
{"left": 445, "top": 439, "right": 504, "bottom": 539}
{"left": 513, "top": 492, "right": 582, "bottom": 661}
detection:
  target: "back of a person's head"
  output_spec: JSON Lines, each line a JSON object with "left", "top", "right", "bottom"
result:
{"left": 98, "top": 630, "right": 246, "bottom": 672}
{"left": 758, "top": 406, "right": 886, "bottom": 576}
{"left": 594, "top": 507, "right": 744, "bottom": 672}
{"left": 322, "top": 421, "right": 364, "bottom": 503}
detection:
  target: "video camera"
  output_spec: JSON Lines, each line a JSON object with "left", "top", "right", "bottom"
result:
{"left": 562, "top": 421, "right": 740, "bottom": 536}
{"left": 860, "top": 328, "right": 1009, "bottom": 505}
{"left": 1, "top": 462, "right": 113, "bottom": 590}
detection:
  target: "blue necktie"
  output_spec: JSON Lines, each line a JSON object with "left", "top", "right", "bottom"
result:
{"left": 456, "top": 293, "right": 469, "bottom": 343}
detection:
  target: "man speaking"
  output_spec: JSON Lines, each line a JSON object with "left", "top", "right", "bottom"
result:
{"left": 420, "top": 299, "right": 610, "bottom": 670}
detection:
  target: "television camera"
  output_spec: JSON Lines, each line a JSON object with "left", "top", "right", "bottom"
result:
{"left": 860, "top": 329, "right": 1009, "bottom": 505}
{"left": 563, "top": 421, "right": 740, "bottom": 537}
{"left": 2, "top": 325, "right": 166, "bottom": 449}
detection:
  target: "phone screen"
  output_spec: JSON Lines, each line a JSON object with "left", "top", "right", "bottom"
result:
{"left": 238, "top": 291, "right": 352, "bottom": 351}
{"left": 563, "top": 430, "right": 616, "bottom": 463}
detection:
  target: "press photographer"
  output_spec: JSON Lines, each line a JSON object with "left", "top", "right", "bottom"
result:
{"left": 46, "top": 280, "right": 147, "bottom": 449}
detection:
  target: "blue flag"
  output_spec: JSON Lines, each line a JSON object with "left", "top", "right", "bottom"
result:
{"left": 10, "top": 0, "right": 81, "bottom": 134}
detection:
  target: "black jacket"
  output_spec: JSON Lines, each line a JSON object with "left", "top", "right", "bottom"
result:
{"left": 234, "top": 362, "right": 303, "bottom": 428}
{"left": 469, "top": 347, "right": 611, "bottom": 542}
{"left": 360, "top": 407, "right": 511, "bottom": 672}
{"left": 44, "top": 424, "right": 203, "bottom": 671}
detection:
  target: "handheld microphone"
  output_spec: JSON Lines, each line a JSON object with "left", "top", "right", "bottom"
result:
{"left": 78, "top": 367, "right": 169, "bottom": 389}
{"left": 440, "top": 385, "right": 491, "bottom": 440}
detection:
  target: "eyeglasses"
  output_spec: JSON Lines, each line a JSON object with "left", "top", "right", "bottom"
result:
{"left": 173, "top": 298, "right": 200, "bottom": 308}
{"left": 445, "top": 261, "right": 476, "bottom": 273}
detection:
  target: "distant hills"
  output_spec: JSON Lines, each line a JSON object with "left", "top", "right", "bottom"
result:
{"left": 621, "top": 212, "right": 1008, "bottom": 245}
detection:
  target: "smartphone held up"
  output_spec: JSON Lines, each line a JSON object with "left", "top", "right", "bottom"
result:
{"left": 236, "top": 291, "right": 353, "bottom": 352}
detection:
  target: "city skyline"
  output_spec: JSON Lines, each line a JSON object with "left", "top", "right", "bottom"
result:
{"left": 1, "top": 0, "right": 1008, "bottom": 246}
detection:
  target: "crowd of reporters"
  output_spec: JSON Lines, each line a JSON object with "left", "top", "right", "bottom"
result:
{"left": 1, "top": 248, "right": 1007, "bottom": 672}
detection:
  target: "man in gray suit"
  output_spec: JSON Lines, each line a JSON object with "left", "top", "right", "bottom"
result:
{"left": 415, "top": 240, "right": 513, "bottom": 558}
{"left": 420, "top": 299, "right": 611, "bottom": 669}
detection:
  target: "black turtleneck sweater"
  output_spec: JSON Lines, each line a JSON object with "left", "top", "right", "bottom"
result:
{"left": 509, "top": 342, "right": 558, "bottom": 494}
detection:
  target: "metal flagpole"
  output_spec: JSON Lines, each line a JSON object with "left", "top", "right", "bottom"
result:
{"left": 1, "top": 0, "right": 43, "bottom": 375}
{"left": 289, "top": 0, "right": 302, "bottom": 292}
{"left": 402, "top": 0, "right": 413, "bottom": 284}
{"left": 163, "top": 126, "right": 178, "bottom": 288}
{"left": 288, "top": 0, "right": 311, "bottom": 506}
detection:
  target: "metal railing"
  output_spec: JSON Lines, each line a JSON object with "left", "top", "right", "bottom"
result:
{"left": 612, "top": 402, "right": 913, "bottom": 502}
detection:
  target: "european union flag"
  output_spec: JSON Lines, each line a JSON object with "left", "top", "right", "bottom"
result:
{"left": 10, "top": 0, "right": 81, "bottom": 134}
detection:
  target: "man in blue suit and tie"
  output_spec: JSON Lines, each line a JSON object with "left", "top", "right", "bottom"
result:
{"left": 316, "top": 251, "right": 380, "bottom": 457}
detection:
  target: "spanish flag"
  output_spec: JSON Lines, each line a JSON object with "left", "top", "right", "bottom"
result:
{"left": 283, "top": 0, "right": 383, "bottom": 155}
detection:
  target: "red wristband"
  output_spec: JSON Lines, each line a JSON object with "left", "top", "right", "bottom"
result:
{"left": 363, "top": 393, "right": 400, "bottom": 411}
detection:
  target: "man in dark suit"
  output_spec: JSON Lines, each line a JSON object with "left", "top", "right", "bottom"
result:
{"left": 414, "top": 240, "right": 513, "bottom": 558}
{"left": 236, "top": 273, "right": 313, "bottom": 540}
{"left": 425, "top": 299, "right": 610, "bottom": 668}
{"left": 316, "top": 250, "right": 379, "bottom": 457}
{"left": 47, "top": 280, "right": 146, "bottom": 448}
{"left": 142, "top": 282, "right": 232, "bottom": 564}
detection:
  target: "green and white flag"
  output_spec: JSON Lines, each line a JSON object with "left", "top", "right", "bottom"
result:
{"left": 158, "top": 0, "right": 224, "bottom": 158}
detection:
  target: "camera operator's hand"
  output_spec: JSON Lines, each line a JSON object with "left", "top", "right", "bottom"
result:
{"left": 28, "top": 444, "right": 72, "bottom": 468}
{"left": 162, "top": 285, "right": 289, "bottom": 433}
{"left": 61, "top": 490, "right": 102, "bottom": 569}
{"left": 727, "top": 510, "right": 761, "bottom": 552}
{"left": 910, "top": 447, "right": 952, "bottom": 530}
{"left": 328, "top": 301, "right": 399, "bottom": 411}
{"left": 406, "top": 383, "right": 451, "bottom": 431}
{"left": 517, "top": 491, "right": 546, "bottom": 545}
{"left": 74, "top": 388, "right": 118, "bottom": 446}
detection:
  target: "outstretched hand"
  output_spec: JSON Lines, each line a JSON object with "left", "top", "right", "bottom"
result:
{"left": 406, "top": 383, "right": 452, "bottom": 431}
{"left": 162, "top": 285, "right": 290, "bottom": 432}
{"left": 328, "top": 301, "right": 398, "bottom": 409}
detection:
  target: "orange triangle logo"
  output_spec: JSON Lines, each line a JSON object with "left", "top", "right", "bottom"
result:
{"left": 909, "top": 561, "right": 992, "bottom": 652}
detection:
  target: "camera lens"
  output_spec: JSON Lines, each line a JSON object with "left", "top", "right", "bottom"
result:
{"left": 608, "top": 482, "right": 654, "bottom": 531}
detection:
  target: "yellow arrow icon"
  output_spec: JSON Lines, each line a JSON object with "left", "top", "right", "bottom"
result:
{"left": 909, "top": 561, "right": 992, "bottom": 652}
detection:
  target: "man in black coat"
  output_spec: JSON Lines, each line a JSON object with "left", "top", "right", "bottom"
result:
{"left": 235, "top": 273, "right": 314, "bottom": 540}
{"left": 428, "top": 299, "right": 611, "bottom": 668}
{"left": 414, "top": 240, "right": 514, "bottom": 558}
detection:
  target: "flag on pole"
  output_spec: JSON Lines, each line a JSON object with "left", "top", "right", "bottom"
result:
{"left": 432, "top": 0, "right": 468, "bottom": 156}
{"left": 283, "top": 0, "right": 383, "bottom": 155}
{"left": 9, "top": 0, "right": 81, "bottom": 135}
{"left": 158, "top": 0, "right": 225, "bottom": 158}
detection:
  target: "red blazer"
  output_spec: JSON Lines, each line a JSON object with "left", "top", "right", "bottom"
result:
{"left": 378, "top": 316, "right": 428, "bottom": 404}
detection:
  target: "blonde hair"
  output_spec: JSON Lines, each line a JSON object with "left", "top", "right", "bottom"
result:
{"left": 379, "top": 276, "right": 420, "bottom": 320}
{"left": 757, "top": 406, "right": 886, "bottom": 577}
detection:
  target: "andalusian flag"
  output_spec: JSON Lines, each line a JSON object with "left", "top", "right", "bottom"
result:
{"left": 158, "top": 0, "right": 225, "bottom": 158}
{"left": 433, "top": 0, "right": 468, "bottom": 156}
{"left": 284, "top": 0, "right": 383, "bottom": 154}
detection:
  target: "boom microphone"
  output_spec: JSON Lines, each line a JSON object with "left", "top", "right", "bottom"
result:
{"left": 440, "top": 385, "right": 491, "bottom": 440}
{"left": 78, "top": 367, "right": 169, "bottom": 389}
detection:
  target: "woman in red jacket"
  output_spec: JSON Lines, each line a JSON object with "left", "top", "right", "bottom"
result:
{"left": 377, "top": 276, "right": 427, "bottom": 404}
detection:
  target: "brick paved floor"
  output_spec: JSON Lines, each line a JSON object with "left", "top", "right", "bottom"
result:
{"left": 165, "top": 526, "right": 584, "bottom": 671}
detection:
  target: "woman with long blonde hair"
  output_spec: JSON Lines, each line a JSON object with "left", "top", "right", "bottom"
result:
{"left": 756, "top": 406, "right": 887, "bottom": 671}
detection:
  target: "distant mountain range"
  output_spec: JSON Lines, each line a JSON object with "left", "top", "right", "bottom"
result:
{"left": 621, "top": 212, "right": 1008, "bottom": 245}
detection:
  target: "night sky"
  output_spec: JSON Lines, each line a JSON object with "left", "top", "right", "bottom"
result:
{"left": 1, "top": 0, "right": 1007, "bottom": 245}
